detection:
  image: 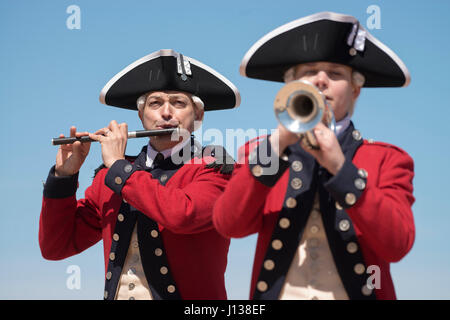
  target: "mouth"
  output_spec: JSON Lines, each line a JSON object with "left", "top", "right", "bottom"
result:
{"left": 156, "top": 124, "right": 179, "bottom": 129}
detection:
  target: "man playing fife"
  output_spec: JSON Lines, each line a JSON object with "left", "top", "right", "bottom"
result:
{"left": 40, "top": 49, "right": 240, "bottom": 300}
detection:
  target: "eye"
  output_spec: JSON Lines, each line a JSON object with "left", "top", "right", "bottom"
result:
{"left": 147, "top": 100, "right": 162, "bottom": 108}
{"left": 304, "top": 70, "right": 316, "bottom": 75}
{"left": 173, "top": 99, "right": 188, "bottom": 108}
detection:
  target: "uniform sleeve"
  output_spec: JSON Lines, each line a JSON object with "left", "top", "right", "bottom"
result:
{"left": 104, "top": 159, "right": 231, "bottom": 235}
{"left": 213, "top": 138, "right": 290, "bottom": 238}
{"left": 39, "top": 166, "right": 103, "bottom": 260}
{"left": 325, "top": 148, "right": 415, "bottom": 262}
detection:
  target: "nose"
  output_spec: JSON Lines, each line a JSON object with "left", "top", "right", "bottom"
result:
{"left": 311, "top": 70, "right": 329, "bottom": 92}
{"left": 160, "top": 101, "right": 173, "bottom": 120}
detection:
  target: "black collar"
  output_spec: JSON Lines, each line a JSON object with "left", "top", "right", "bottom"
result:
{"left": 129, "top": 136, "right": 202, "bottom": 171}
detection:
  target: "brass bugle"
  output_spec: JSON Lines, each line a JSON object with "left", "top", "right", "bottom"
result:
{"left": 52, "top": 127, "right": 180, "bottom": 146}
{"left": 274, "top": 80, "right": 336, "bottom": 149}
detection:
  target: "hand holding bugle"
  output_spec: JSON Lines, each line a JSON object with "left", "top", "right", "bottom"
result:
{"left": 52, "top": 127, "right": 180, "bottom": 145}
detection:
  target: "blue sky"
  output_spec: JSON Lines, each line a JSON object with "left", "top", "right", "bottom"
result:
{"left": 1, "top": 0, "right": 449, "bottom": 299}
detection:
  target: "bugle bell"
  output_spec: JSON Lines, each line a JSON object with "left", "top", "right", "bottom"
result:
{"left": 274, "top": 80, "right": 336, "bottom": 149}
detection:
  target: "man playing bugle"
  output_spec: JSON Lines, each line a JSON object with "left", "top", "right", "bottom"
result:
{"left": 213, "top": 12, "right": 415, "bottom": 300}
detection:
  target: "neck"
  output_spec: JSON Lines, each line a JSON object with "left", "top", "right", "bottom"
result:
{"left": 149, "top": 136, "right": 187, "bottom": 152}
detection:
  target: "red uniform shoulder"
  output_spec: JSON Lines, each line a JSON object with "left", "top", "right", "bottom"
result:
{"left": 237, "top": 135, "right": 268, "bottom": 163}
{"left": 361, "top": 139, "right": 411, "bottom": 157}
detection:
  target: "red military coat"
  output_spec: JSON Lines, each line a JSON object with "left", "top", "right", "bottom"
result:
{"left": 213, "top": 123, "right": 415, "bottom": 300}
{"left": 39, "top": 143, "right": 231, "bottom": 299}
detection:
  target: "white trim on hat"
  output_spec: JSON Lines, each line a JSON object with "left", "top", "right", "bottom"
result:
{"left": 239, "top": 11, "right": 410, "bottom": 87}
{"left": 99, "top": 49, "right": 241, "bottom": 108}
{"left": 361, "top": 25, "right": 411, "bottom": 87}
{"left": 187, "top": 56, "right": 241, "bottom": 108}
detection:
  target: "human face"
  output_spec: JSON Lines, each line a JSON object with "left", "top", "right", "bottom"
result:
{"left": 292, "top": 62, "right": 360, "bottom": 121}
{"left": 138, "top": 90, "right": 204, "bottom": 151}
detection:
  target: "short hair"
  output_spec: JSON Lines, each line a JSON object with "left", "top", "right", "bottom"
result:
{"left": 136, "top": 92, "right": 204, "bottom": 113}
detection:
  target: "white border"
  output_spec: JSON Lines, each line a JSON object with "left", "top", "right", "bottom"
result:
{"left": 239, "top": 11, "right": 410, "bottom": 87}
{"left": 99, "top": 49, "right": 241, "bottom": 108}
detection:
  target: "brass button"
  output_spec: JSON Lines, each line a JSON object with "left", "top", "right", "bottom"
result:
{"left": 160, "top": 174, "right": 168, "bottom": 183}
{"left": 291, "top": 160, "right": 303, "bottom": 172}
{"left": 290, "top": 178, "right": 303, "bottom": 190}
{"left": 339, "top": 219, "right": 351, "bottom": 232}
{"left": 335, "top": 201, "right": 343, "bottom": 211}
{"left": 114, "top": 176, "right": 123, "bottom": 185}
{"left": 354, "top": 178, "right": 366, "bottom": 190}
{"left": 347, "top": 242, "right": 358, "bottom": 254}
{"left": 345, "top": 193, "right": 356, "bottom": 206}
{"left": 362, "top": 284, "right": 373, "bottom": 296}
{"left": 279, "top": 217, "right": 290, "bottom": 229}
{"left": 124, "top": 164, "right": 133, "bottom": 173}
{"left": 310, "top": 225, "right": 319, "bottom": 234}
{"left": 118, "top": 214, "right": 125, "bottom": 222}
{"left": 132, "top": 241, "right": 139, "bottom": 248}
{"left": 167, "top": 285, "right": 176, "bottom": 293}
{"left": 150, "top": 230, "right": 159, "bottom": 238}
{"left": 354, "top": 263, "right": 365, "bottom": 275}
{"left": 272, "top": 239, "right": 283, "bottom": 250}
{"left": 154, "top": 248, "right": 163, "bottom": 256}
{"left": 257, "top": 281, "right": 268, "bottom": 292}
{"left": 285, "top": 197, "right": 297, "bottom": 208}
{"left": 129, "top": 297, "right": 135, "bottom": 300}
{"left": 349, "top": 47, "right": 357, "bottom": 56}
{"left": 104, "top": 291, "right": 108, "bottom": 299}
{"left": 106, "top": 271, "right": 112, "bottom": 280}
{"left": 128, "top": 283, "right": 135, "bottom": 290}
{"left": 109, "top": 252, "right": 115, "bottom": 261}
{"left": 358, "top": 168, "right": 368, "bottom": 178}
{"left": 252, "top": 165, "right": 263, "bottom": 177}
{"left": 113, "top": 233, "right": 119, "bottom": 241}
{"left": 160, "top": 266, "right": 168, "bottom": 275}
{"left": 264, "top": 259, "right": 275, "bottom": 271}
{"left": 352, "top": 130, "right": 362, "bottom": 141}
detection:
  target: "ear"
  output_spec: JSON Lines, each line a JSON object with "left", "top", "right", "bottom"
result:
{"left": 352, "top": 85, "right": 361, "bottom": 101}
{"left": 138, "top": 108, "right": 144, "bottom": 122}
{"left": 195, "top": 108, "right": 204, "bottom": 122}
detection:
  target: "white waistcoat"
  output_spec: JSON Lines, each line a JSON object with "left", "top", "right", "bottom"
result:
{"left": 279, "top": 194, "right": 349, "bottom": 300}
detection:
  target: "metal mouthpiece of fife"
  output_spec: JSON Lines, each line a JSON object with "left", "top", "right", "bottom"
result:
{"left": 51, "top": 127, "right": 180, "bottom": 145}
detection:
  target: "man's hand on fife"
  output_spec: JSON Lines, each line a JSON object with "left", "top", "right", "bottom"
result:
{"left": 89, "top": 120, "right": 128, "bottom": 168}
{"left": 55, "top": 126, "right": 91, "bottom": 176}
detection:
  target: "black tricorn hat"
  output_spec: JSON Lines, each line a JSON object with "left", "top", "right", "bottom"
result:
{"left": 100, "top": 49, "right": 241, "bottom": 111}
{"left": 240, "top": 12, "right": 410, "bottom": 87}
